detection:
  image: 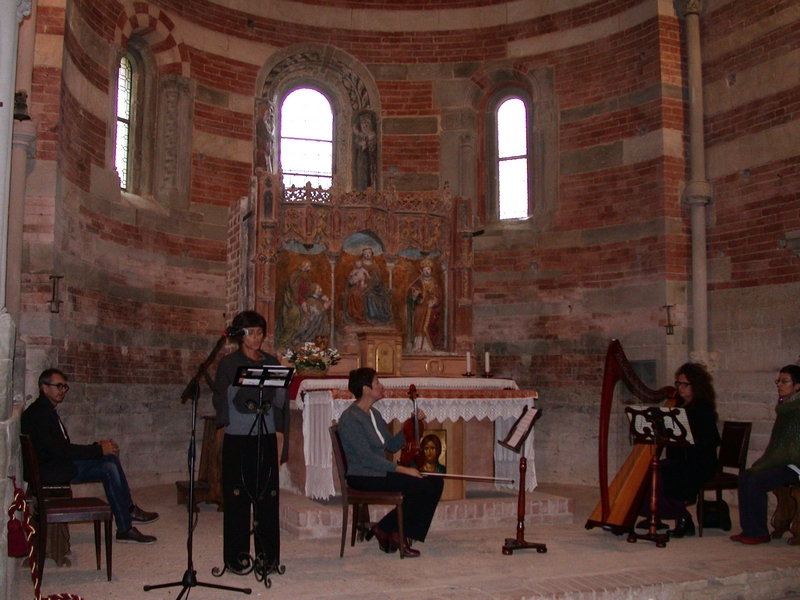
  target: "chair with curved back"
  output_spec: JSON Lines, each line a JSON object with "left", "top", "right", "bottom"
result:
{"left": 696, "top": 421, "right": 752, "bottom": 537}
{"left": 20, "top": 434, "right": 113, "bottom": 582}
{"left": 329, "top": 422, "right": 405, "bottom": 558}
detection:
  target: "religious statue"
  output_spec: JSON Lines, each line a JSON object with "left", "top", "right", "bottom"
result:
{"left": 406, "top": 258, "right": 442, "bottom": 352}
{"left": 341, "top": 248, "right": 393, "bottom": 326}
{"left": 352, "top": 111, "right": 377, "bottom": 191}
{"left": 255, "top": 99, "right": 275, "bottom": 171}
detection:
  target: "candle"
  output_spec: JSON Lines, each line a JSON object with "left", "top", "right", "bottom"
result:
{"left": 466, "top": 351, "right": 471, "bottom": 374}
{"left": 485, "top": 351, "right": 490, "bottom": 373}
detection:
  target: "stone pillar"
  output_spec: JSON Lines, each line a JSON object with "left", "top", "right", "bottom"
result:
{"left": 7, "top": 122, "right": 36, "bottom": 323}
{"left": 0, "top": 0, "right": 30, "bottom": 310}
{"left": 682, "top": 0, "right": 713, "bottom": 365}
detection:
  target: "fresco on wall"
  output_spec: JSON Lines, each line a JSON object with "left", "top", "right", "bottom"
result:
{"left": 274, "top": 253, "right": 331, "bottom": 352}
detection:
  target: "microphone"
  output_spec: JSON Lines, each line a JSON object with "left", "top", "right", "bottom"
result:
{"left": 223, "top": 326, "right": 248, "bottom": 338}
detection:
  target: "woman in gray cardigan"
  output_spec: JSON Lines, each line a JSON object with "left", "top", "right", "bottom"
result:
{"left": 338, "top": 367, "right": 443, "bottom": 557}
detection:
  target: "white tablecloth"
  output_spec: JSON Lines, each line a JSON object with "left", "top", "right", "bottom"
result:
{"left": 296, "top": 377, "right": 538, "bottom": 499}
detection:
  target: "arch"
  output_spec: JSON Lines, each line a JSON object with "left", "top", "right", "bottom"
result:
{"left": 473, "top": 62, "right": 558, "bottom": 230}
{"left": 255, "top": 44, "right": 381, "bottom": 191}
{"left": 114, "top": 2, "right": 189, "bottom": 77}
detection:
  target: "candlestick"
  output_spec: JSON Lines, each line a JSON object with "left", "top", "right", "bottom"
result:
{"left": 466, "top": 352, "right": 471, "bottom": 374}
{"left": 485, "top": 351, "right": 490, "bottom": 374}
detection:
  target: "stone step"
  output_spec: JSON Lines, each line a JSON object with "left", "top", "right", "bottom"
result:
{"left": 280, "top": 489, "right": 573, "bottom": 539}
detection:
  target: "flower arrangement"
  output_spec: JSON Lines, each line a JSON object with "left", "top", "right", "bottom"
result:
{"left": 283, "top": 341, "right": 341, "bottom": 372}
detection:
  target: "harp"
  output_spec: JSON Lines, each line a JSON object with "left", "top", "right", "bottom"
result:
{"left": 584, "top": 339, "right": 676, "bottom": 534}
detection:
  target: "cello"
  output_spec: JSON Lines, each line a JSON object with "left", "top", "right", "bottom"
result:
{"left": 398, "top": 384, "right": 425, "bottom": 469}
{"left": 585, "top": 339, "right": 677, "bottom": 534}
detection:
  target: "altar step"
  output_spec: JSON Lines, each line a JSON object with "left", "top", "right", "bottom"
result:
{"left": 280, "top": 488, "right": 573, "bottom": 539}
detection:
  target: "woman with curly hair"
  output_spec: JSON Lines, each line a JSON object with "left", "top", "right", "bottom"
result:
{"left": 638, "top": 362, "right": 721, "bottom": 538}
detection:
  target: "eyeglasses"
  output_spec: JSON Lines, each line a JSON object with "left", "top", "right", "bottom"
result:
{"left": 776, "top": 379, "right": 794, "bottom": 385}
{"left": 674, "top": 381, "right": 691, "bottom": 388}
{"left": 44, "top": 383, "right": 69, "bottom": 391}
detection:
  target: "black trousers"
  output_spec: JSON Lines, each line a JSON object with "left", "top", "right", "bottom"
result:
{"left": 222, "top": 433, "right": 280, "bottom": 569}
{"left": 738, "top": 466, "right": 799, "bottom": 537}
{"left": 347, "top": 472, "right": 443, "bottom": 542}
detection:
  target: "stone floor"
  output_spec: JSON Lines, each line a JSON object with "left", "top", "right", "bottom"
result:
{"left": 13, "top": 482, "right": 800, "bottom": 600}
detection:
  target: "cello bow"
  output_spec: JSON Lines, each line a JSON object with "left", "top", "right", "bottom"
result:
{"left": 420, "top": 472, "right": 515, "bottom": 484}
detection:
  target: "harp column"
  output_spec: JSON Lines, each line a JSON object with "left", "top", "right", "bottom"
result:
{"left": 682, "top": 0, "right": 713, "bottom": 365}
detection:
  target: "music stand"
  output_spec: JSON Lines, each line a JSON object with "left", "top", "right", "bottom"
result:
{"left": 624, "top": 405, "right": 693, "bottom": 548}
{"left": 214, "top": 364, "right": 293, "bottom": 589}
{"left": 498, "top": 405, "right": 547, "bottom": 555}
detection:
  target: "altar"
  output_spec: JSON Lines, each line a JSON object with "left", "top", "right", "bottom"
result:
{"left": 294, "top": 377, "right": 538, "bottom": 500}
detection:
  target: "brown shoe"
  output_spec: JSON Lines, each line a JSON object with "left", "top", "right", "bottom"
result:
{"left": 130, "top": 505, "right": 159, "bottom": 524}
{"left": 116, "top": 526, "right": 156, "bottom": 544}
{"left": 389, "top": 531, "right": 420, "bottom": 557}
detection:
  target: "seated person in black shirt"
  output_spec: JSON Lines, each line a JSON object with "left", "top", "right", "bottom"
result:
{"left": 21, "top": 368, "right": 159, "bottom": 544}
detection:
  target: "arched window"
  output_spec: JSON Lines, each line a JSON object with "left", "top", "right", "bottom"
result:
{"left": 484, "top": 89, "right": 536, "bottom": 222}
{"left": 280, "top": 88, "right": 333, "bottom": 189}
{"left": 496, "top": 98, "right": 529, "bottom": 220}
{"left": 115, "top": 54, "right": 134, "bottom": 190}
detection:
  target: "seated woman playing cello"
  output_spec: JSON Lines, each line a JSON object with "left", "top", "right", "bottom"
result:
{"left": 338, "top": 368, "right": 444, "bottom": 557}
{"left": 638, "top": 362, "right": 721, "bottom": 537}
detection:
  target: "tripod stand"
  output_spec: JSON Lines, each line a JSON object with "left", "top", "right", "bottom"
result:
{"left": 144, "top": 335, "right": 251, "bottom": 598}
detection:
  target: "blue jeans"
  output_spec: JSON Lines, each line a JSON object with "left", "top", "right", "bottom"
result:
{"left": 72, "top": 455, "right": 133, "bottom": 532}
{"left": 738, "top": 466, "right": 799, "bottom": 537}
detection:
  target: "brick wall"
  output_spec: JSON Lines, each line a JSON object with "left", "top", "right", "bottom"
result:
{"left": 18, "top": 0, "right": 800, "bottom": 487}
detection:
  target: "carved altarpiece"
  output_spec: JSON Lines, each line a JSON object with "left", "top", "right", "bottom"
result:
{"left": 244, "top": 173, "right": 475, "bottom": 373}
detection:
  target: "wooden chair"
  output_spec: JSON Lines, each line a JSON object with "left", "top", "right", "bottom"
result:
{"left": 771, "top": 483, "right": 800, "bottom": 544}
{"left": 329, "top": 422, "right": 405, "bottom": 558}
{"left": 20, "top": 435, "right": 113, "bottom": 582}
{"left": 696, "top": 421, "right": 751, "bottom": 537}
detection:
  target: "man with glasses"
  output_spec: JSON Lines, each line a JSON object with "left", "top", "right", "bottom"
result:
{"left": 731, "top": 365, "right": 800, "bottom": 544}
{"left": 21, "top": 368, "right": 159, "bottom": 544}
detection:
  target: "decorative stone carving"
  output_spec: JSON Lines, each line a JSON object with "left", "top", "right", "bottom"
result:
{"left": 154, "top": 75, "right": 193, "bottom": 208}
{"left": 683, "top": 0, "right": 702, "bottom": 15}
{"left": 17, "top": 0, "right": 31, "bottom": 23}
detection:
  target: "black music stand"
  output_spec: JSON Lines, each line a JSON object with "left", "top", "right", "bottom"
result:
{"left": 624, "top": 405, "right": 693, "bottom": 548}
{"left": 210, "top": 364, "right": 293, "bottom": 589}
{"left": 498, "top": 405, "right": 547, "bottom": 555}
{"left": 144, "top": 336, "right": 252, "bottom": 599}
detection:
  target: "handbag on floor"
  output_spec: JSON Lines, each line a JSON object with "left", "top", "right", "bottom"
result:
{"left": 702, "top": 499, "right": 732, "bottom": 531}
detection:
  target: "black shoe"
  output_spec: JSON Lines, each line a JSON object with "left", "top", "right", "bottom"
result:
{"left": 636, "top": 519, "right": 667, "bottom": 530}
{"left": 668, "top": 518, "right": 695, "bottom": 538}
{"left": 116, "top": 526, "right": 156, "bottom": 544}
{"left": 130, "top": 504, "right": 159, "bottom": 524}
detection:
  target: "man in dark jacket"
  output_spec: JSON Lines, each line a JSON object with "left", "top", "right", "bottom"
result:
{"left": 21, "top": 368, "right": 159, "bottom": 544}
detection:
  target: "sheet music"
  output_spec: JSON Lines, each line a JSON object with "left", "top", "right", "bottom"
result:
{"left": 506, "top": 407, "right": 538, "bottom": 449}
{"left": 627, "top": 406, "right": 694, "bottom": 445}
{"left": 235, "top": 366, "right": 294, "bottom": 388}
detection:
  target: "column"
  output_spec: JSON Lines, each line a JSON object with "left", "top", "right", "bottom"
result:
{"left": 683, "top": 0, "right": 713, "bottom": 364}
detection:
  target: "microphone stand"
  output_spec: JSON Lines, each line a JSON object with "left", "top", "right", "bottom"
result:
{"left": 144, "top": 335, "right": 251, "bottom": 598}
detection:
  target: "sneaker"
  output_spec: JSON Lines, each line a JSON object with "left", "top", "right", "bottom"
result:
{"left": 116, "top": 526, "right": 157, "bottom": 544}
{"left": 130, "top": 505, "right": 159, "bottom": 524}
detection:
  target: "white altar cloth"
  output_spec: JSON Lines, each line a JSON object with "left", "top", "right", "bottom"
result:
{"left": 296, "top": 377, "right": 538, "bottom": 500}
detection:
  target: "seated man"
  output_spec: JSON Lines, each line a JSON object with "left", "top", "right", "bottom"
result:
{"left": 731, "top": 365, "right": 800, "bottom": 544}
{"left": 21, "top": 368, "right": 159, "bottom": 544}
